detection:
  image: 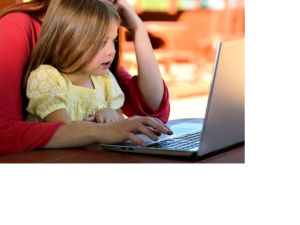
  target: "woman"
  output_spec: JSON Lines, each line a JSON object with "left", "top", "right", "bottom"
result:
{"left": 0, "top": 0, "right": 172, "bottom": 157}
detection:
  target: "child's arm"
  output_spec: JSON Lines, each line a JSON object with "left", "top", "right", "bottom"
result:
{"left": 44, "top": 109, "right": 96, "bottom": 124}
{"left": 111, "top": 0, "right": 164, "bottom": 111}
{"left": 43, "top": 109, "right": 72, "bottom": 124}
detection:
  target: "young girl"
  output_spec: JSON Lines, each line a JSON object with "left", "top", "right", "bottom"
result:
{"left": 25, "top": 0, "right": 125, "bottom": 124}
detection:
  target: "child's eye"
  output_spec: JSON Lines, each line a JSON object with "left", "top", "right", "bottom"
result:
{"left": 100, "top": 38, "right": 117, "bottom": 49}
{"left": 101, "top": 41, "right": 108, "bottom": 48}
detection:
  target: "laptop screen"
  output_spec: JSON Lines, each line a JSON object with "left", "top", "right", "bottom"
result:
{"left": 198, "top": 39, "right": 245, "bottom": 156}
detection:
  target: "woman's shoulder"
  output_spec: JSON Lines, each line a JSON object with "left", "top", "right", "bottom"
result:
{"left": 0, "top": 12, "right": 40, "bottom": 34}
{"left": 1, "top": 11, "right": 37, "bottom": 23}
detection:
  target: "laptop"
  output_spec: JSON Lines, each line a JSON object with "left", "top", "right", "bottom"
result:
{"left": 100, "top": 39, "right": 245, "bottom": 157}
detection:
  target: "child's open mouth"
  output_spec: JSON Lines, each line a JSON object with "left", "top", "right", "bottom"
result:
{"left": 101, "top": 61, "right": 111, "bottom": 69}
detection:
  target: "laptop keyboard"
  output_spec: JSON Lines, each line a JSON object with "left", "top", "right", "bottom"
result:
{"left": 148, "top": 131, "right": 202, "bottom": 150}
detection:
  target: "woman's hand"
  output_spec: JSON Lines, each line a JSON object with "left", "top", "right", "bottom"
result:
{"left": 107, "top": 0, "right": 142, "bottom": 31}
{"left": 84, "top": 108, "right": 124, "bottom": 123}
{"left": 44, "top": 115, "right": 173, "bottom": 149}
{"left": 97, "top": 116, "right": 173, "bottom": 147}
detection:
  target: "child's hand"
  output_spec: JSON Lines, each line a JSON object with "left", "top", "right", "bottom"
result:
{"left": 84, "top": 108, "right": 125, "bottom": 123}
{"left": 107, "top": 0, "right": 142, "bottom": 31}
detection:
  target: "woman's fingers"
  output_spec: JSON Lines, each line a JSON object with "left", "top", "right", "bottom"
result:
{"left": 127, "top": 133, "right": 146, "bottom": 147}
{"left": 135, "top": 122, "right": 159, "bottom": 141}
{"left": 153, "top": 118, "right": 173, "bottom": 134}
{"left": 98, "top": 116, "right": 171, "bottom": 147}
{"left": 147, "top": 127, "right": 162, "bottom": 136}
{"left": 134, "top": 116, "right": 173, "bottom": 135}
{"left": 125, "top": 123, "right": 158, "bottom": 146}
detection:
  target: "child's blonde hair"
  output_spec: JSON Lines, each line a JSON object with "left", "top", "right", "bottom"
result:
{"left": 23, "top": 0, "right": 120, "bottom": 92}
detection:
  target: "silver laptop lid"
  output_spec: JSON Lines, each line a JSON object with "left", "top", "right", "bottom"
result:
{"left": 198, "top": 39, "right": 245, "bottom": 156}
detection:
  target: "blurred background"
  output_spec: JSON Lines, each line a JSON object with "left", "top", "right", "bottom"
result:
{"left": 1, "top": 0, "right": 245, "bottom": 120}
{"left": 122, "top": 0, "right": 245, "bottom": 120}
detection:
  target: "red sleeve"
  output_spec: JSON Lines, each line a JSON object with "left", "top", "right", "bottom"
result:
{"left": 0, "top": 13, "right": 64, "bottom": 157}
{"left": 117, "top": 67, "right": 170, "bottom": 123}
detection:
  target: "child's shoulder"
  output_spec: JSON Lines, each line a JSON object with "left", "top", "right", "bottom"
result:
{"left": 30, "top": 65, "right": 64, "bottom": 81}
{"left": 28, "top": 65, "right": 67, "bottom": 91}
{"left": 33, "top": 64, "right": 60, "bottom": 75}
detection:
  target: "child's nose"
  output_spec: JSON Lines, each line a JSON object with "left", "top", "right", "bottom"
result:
{"left": 107, "top": 43, "right": 116, "bottom": 56}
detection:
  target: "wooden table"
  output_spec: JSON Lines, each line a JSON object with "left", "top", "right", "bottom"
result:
{"left": 0, "top": 118, "right": 244, "bottom": 163}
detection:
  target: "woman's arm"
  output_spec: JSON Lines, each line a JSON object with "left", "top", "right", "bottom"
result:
{"left": 44, "top": 116, "right": 173, "bottom": 148}
{"left": 40, "top": 104, "right": 172, "bottom": 149}
{"left": 0, "top": 13, "right": 59, "bottom": 157}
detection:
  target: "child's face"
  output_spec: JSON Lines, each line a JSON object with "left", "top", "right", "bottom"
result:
{"left": 84, "top": 21, "right": 118, "bottom": 76}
